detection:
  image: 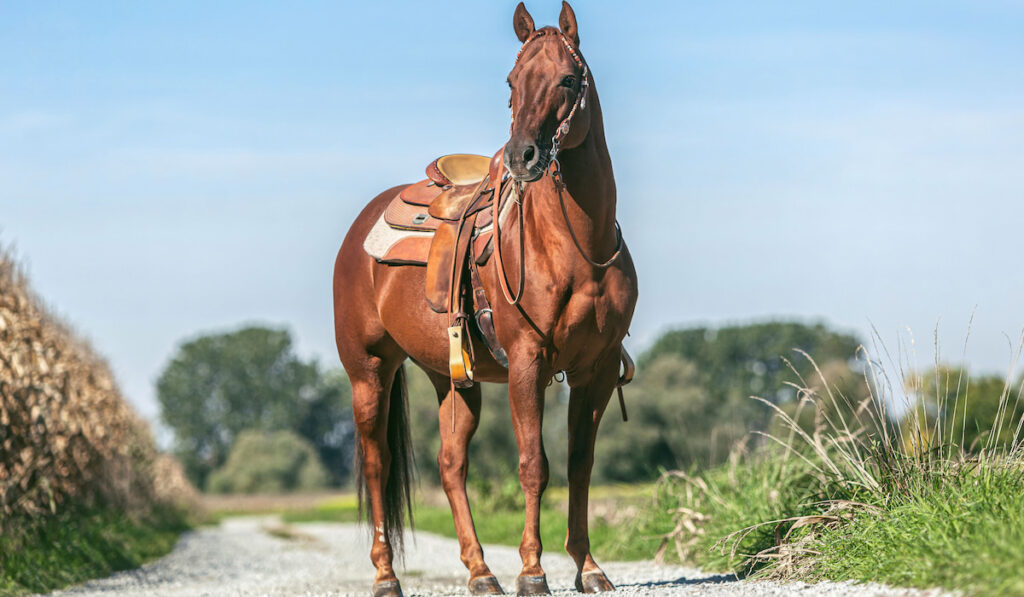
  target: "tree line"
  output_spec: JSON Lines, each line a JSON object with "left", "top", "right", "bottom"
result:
{"left": 157, "top": 322, "right": 1020, "bottom": 492}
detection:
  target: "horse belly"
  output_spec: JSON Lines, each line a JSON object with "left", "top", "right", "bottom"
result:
{"left": 374, "top": 263, "right": 509, "bottom": 383}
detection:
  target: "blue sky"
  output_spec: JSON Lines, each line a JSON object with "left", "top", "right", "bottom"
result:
{"left": 3, "top": 1, "right": 1024, "bottom": 424}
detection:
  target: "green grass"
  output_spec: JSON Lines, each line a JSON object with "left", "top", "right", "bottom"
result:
{"left": 618, "top": 348, "right": 1024, "bottom": 597}
{"left": 279, "top": 495, "right": 360, "bottom": 524}
{"left": 273, "top": 486, "right": 660, "bottom": 562}
{"left": 0, "top": 506, "right": 189, "bottom": 597}
{"left": 635, "top": 456, "right": 1024, "bottom": 596}
{"left": 810, "top": 464, "right": 1024, "bottom": 596}
{"left": 635, "top": 458, "right": 837, "bottom": 573}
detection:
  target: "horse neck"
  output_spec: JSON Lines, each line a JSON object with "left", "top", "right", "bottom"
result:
{"left": 527, "top": 91, "right": 617, "bottom": 261}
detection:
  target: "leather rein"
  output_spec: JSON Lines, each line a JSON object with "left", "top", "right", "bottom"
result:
{"left": 493, "top": 30, "right": 623, "bottom": 306}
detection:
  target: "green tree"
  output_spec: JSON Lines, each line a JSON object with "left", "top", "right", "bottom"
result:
{"left": 298, "top": 368, "right": 354, "bottom": 487}
{"left": 156, "top": 326, "right": 351, "bottom": 488}
{"left": 594, "top": 354, "right": 754, "bottom": 481}
{"left": 642, "top": 321, "right": 861, "bottom": 405}
{"left": 904, "top": 367, "right": 1023, "bottom": 452}
{"left": 593, "top": 321, "right": 864, "bottom": 481}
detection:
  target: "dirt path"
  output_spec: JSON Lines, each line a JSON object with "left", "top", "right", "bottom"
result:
{"left": 45, "top": 516, "right": 944, "bottom": 597}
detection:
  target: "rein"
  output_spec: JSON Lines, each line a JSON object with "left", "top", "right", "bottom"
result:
{"left": 491, "top": 29, "right": 633, "bottom": 422}
{"left": 552, "top": 158, "right": 623, "bottom": 269}
{"left": 494, "top": 31, "right": 623, "bottom": 305}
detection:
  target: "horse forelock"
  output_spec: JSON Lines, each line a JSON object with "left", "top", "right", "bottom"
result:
{"left": 516, "top": 27, "right": 579, "bottom": 68}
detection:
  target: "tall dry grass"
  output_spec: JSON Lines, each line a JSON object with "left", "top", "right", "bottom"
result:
{"left": 0, "top": 245, "right": 195, "bottom": 535}
{"left": 643, "top": 324, "right": 1024, "bottom": 595}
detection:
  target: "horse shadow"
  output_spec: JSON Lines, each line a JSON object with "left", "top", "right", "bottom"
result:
{"left": 617, "top": 572, "right": 738, "bottom": 590}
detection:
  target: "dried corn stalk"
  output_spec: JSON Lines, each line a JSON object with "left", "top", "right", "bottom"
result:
{"left": 0, "top": 246, "right": 194, "bottom": 531}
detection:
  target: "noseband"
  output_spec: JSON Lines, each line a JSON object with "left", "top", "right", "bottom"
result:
{"left": 495, "top": 31, "right": 623, "bottom": 307}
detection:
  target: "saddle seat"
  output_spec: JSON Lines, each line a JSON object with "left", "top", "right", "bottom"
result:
{"left": 395, "top": 153, "right": 496, "bottom": 222}
{"left": 429, "top": 153, "right": 492, "bottom": 186}
{"left": 378, "top": 150, "right": 503, "bottom": 233}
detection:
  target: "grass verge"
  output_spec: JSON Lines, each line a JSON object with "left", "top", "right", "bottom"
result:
{"left": 628, "top": 346, "right": 1024, "bottom": 597}
{"left": 640, "top": 456, "right": 1024, "bottom": 596}
{"left": 0, "top": 506, "right": 189, "bottom": 597}
{"left": 811, "top": 463, "right": 1024, "bottom": 595}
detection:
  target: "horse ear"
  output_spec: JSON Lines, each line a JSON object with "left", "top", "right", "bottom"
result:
{"left": 559, "top": 1, "right": 579, "bottom": 46}
{"left": 513, "top": 2, "right": 535, "bottom": 43}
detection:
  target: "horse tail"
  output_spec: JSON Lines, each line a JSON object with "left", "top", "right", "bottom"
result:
{"left": 356, "top": 363, "right": 415, "bottom": 555}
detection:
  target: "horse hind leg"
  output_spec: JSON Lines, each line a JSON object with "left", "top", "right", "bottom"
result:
{"left": 425, "top": 371, "right": 504, "bottom": 595}
{"left": 350, "top": 359, "right": 414, "bottom": 597}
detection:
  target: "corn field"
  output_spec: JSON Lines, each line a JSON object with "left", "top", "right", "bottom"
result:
{"left": 0, "top": 246, "right": 194, "bottom": 533}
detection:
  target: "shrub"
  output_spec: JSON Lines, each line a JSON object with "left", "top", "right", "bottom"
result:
{"left": 207, "top": 430, "right": 330, "bottom": 494}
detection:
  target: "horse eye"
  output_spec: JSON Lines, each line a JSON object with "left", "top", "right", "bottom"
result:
{"left": 560, "top": 75, "right": 576, "bottom": 88}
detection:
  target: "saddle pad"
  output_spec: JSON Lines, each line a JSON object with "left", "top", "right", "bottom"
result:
{"left": 363, "top": 212, "right": 432, "bottom": 265}
{"left": 362, "top": 185, "right": 514, "bottom": 267}
{"left": 385, "top": 197, "right": 443, "bottom": 231}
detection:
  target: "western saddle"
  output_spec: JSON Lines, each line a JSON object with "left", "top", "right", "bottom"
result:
{"left": 364, "top": 149, "right": 510, "bottom": 387}
{"left": 363, "top": 149, "right": 635, "bottom": 403}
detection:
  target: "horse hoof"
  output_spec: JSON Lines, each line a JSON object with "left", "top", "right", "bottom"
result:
{"left": 516, "top": 574, "right": 550, "bottom": 596}
{"left": 575, "top": 570, "right": 615, "bottom": 593}
{"left": 372, "top": 580, "right": 404, "bottom": 597}
{"left": 469, "top": 575, "right": 505, "bottom": 595}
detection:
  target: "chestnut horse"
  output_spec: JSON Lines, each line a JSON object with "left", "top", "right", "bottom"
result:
{"left": 332, "top": 3, "right": 637, "bottom": 595}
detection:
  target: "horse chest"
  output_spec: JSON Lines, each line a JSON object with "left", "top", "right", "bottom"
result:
{"left": 558, "top": 287, "right": 609, "bottom": 338}
{"left": 550, "top": 273, "right": 634, "bottom": 359}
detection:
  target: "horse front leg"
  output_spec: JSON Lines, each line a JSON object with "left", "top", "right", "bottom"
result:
{"left": 507, "top": 355, "right": 553, "bottom": 595}
{"left": 565, "top": 354, "right": 620, "bottom": 593}
{"left": 426, "top": 373, "right": 504, "bottom": 595}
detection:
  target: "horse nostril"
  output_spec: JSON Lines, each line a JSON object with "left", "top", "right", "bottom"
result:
{"left": 522, "top": 144, "right": 536, "bottom": 164}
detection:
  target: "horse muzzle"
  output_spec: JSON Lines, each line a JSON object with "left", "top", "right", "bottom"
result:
{"left": 504, "top": 139, "right": 549, "bottom": 183}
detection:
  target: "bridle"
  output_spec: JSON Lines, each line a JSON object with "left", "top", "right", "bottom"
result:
{"left": 494, "top": 30, "right": 623, "bottom": 306}
{"left": 511, "top": 31, "right": 589, "bottom": 162}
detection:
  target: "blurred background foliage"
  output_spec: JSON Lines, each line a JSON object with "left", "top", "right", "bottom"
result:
{"left": 900, "top": 366, "right": 1022, "bottom": 453}
{"left": 206, "top": 430, "right": 330, "bottom": 494}
{"left": 155, "top": 320, "right": 1022, "bottom": 494}
{"left": 156, "top": 326, "right": 352, "bottom": 491}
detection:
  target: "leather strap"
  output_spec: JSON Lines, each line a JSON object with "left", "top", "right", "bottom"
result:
{"left": 426, "top": 159, "right": 452, "bottom": 187}
{"left": 470, "top": 259, "right": 509, "bottom": 368}
{"left": 616, "top": 346, "right": 635, "bottom": 422}
{"left": 492, "top": 173, "right": 525, "bottom": 305}
{"left": 552, "top": 160, "right": 623, "bottom": 269}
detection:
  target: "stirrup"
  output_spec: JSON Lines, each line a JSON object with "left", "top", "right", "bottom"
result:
{"left": 447, "top": 323, "right": 474, "bottom": 388}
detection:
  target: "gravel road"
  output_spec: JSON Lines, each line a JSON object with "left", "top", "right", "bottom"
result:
{"left": 46, "top": 516, "right": 946, "bottom": 597}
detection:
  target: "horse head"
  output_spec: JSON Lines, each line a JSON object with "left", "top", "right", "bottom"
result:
{"left": 504, "top": 2, "right": 593, "bottom": 183}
